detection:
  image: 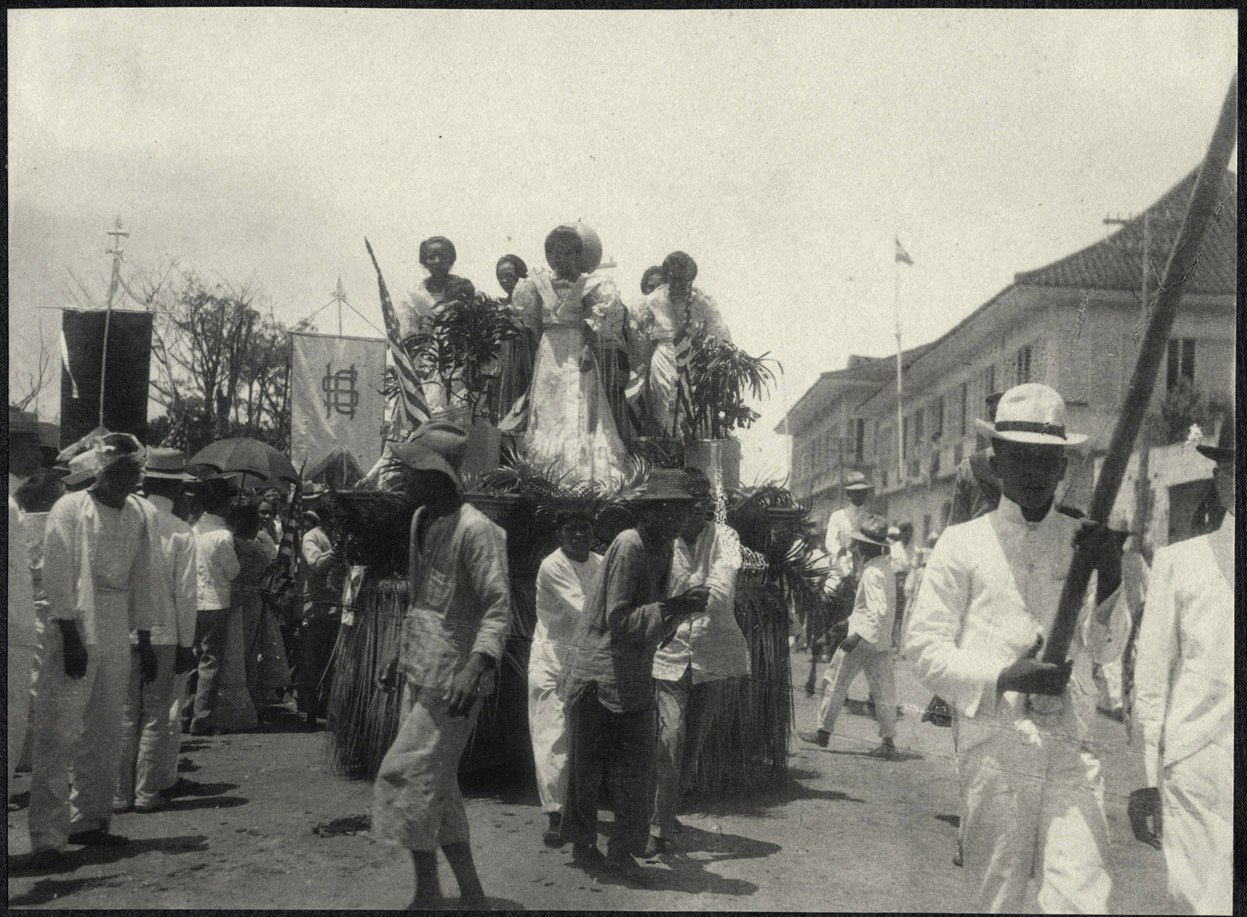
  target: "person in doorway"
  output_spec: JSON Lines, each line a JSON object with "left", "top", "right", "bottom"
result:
{"left": 528, "top": 510, "right": 602, "bottom": 848}
{"left": 905, "top": 383, "right": 1124, "bottom": 912}
{"left": 28, "top": 434, "right": 157, "bottom": 867}
{"left": 297, "top": 508, "right": 347, "bottom": 729}
{"left": 188, "top": 476, "right": 241, "bottom": 736}
{"left": 558, "top": 468, "right": 708, "bottom": 874}
{"left": 114, "top": 448, "right": 199, "bottom": 814}
{"left": 373, "top": 422, "right": 511, "bottom": 909}
{"left": 647, "top": 467, "right": 748, "bottom": 856}
{"left": 1129, "top": 417, "right": 1234, "bottom": 915}
{"left": 802, "top": 514, "right": 900, "bottom": 758}
{"left": 8, "top": 411, "right": 44, "bottom": 799}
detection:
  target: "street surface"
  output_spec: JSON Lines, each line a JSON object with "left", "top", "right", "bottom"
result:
{"left": 7, "top": 647, "right": 1168, "bottom": 911}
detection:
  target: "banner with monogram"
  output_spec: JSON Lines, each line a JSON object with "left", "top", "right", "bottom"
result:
{"left": 290, "top": 331, "right": 387, "bottom": 478}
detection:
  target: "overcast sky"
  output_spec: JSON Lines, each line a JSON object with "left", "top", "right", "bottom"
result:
{"left": 7, "top": 8, "right": 1237, "bottom": 480}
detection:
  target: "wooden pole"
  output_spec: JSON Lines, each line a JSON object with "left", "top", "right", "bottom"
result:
{"left": 1042, "top": 72, "right": 1237, "bottom": 666}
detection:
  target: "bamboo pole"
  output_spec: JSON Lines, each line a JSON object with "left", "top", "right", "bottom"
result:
{"left": 1042, "top": 73, "right": 1237, "bottom": 666}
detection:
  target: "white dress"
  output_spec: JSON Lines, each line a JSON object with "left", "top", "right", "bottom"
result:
{"left": 515, "top": 270, "right": 628, "bottom": 485}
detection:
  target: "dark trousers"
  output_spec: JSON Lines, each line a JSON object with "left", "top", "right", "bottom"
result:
{"left": 295, "top": 615, "right": 340, "bottom": 717}
{"left": 560, "top": 688, "right": 654, "bottom": 858}
{"left": 189, "top": 608, "right": 230, "bottom": 732}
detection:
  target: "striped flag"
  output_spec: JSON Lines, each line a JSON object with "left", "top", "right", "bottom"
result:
{"left": 895, "top": 238, "right": 915, "bottom": 266}
{"left": 365, "top": 238, "right": 430, "bottom": 433}
{"left": 670, "top": 306, "right": 696, "bottom": 438}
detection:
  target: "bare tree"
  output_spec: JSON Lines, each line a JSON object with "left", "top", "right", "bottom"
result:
{"left": 9, "top": 327, "right": 55, "bottom": 412}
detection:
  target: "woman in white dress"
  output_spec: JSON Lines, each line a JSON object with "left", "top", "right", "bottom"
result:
{"left": 514, "top": 226, "right": 628, "bottom": 485}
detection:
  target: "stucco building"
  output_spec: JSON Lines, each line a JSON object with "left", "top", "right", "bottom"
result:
{"left": 780, "top": 167, "right": 1236, "bottom": 548}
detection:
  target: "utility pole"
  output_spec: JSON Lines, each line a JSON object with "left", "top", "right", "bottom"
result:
{"left": 333, "top": 277, "right": 347, "bottom": 336}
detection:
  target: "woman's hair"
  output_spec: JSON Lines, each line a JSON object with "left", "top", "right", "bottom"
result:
{"left": 856, "top": 540, "right": 888, "bottom": 560}
{"left": 227, "top": 502, "right": 261, "bottom": 540}
{"left": 545, "top": 226, "right": 584, "bottom": 260}
{"left": 641, "top": 265, "right": 666, "bottom": 290}
{"left": 496, "top": 254, "right": 529, "bottom": 278}
{"left": 419, "top": 235, "right": 457, "bottom": 266}
{"left": 662, "top": 251, "right": 698, "bottom": 283}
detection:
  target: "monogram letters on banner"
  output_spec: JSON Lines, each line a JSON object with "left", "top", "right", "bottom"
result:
{"left": 290, "top": 331, "right": 387, "bottom": 478}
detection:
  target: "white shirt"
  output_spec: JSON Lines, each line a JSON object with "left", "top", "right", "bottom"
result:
{"left": 136, "top": 495, "right": 199, "bottom": 647}
{"left": 890, "top": 540, "right": 918, "bottom": 576}
{"left": 42, "top": 490, "right": 155, "bottom": 647}
{"left": 532, "top": 548, "right": 603, "bottom": 671}
{"left": 193, "top": 512, "right": 240, "bottom": 610}
{"left": 1132, "top": 515, "right": 1233, "bottom": 785}
{"left": 847, "top": 554, "right": 897, "bottom": 649}
{"left": 653, "top": 523, "right": 750, "bottom": 682}
{"left": 8, "top": 475, "right": 37, "bottom": 647}
{"left": 824, "top": 503, "right": 864, "bottom": 583}
{"left": 906, "top": 496, "right": 1120, "bottom": 751}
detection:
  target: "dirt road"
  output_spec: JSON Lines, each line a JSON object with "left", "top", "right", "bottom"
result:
{"left": 7, "top": 648, "right": 1168, "bottom": 911}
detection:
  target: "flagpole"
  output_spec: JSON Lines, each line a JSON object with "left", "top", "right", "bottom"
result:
{"left": 893, "top": 241, "right": 904, "bottom": 487}
{"left": 100, "top": 218, "right": 128, "bottom": 429}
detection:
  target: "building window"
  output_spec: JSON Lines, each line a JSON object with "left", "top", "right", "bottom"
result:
{"left": 901, "top": 417, "right": 909, "bottom": 458}
{"left": 959, "top": 382, "right": 968, "bottom": 435}
{"left": 853, "top": 418, "right": 865, "bottom": 463}
{"left": 873, "top": 420, "right": 880, "bottom": 458}
{"left": 1016, "top": 345, "right": 1033, "bottom": 384}
{"left": 1167, "top": 338, "right": 1196, "bottom": 390}
{"left": 914, "top": 408, "right": 924, "bottom": 442}
{"left": 983, "top": 364, "right": 996, "bottom": 409}
{"left": 933, "top": 397, "right": 944, "bottom": 438}
{"left": 923, "top": 513, "right": 932, "bottom": 542}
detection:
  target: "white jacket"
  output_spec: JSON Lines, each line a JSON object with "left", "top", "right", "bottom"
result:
{"left": 193, "top": 512, "right": 240, "bottom": 610}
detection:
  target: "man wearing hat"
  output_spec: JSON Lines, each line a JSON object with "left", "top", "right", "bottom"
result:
{"left": 8, "top": 410, "right": 44, "bottom": 796}
{"left": 557, "top": 468, "right": 709, "bottom": 873}
{"left": 62, "top": 451, "right": 99, "bottom": 492}
{"left": 29, "top": 433, "right": 158, "bottom": 864}
{"left": 906, "top": 383, "right": 1126, "bottom": 912}
{"left": 1129, "top": 416, "right": 1234, "bottom": 914}
{"left": 114, "top": 449, "right": 200, "bottom": 814}
{"left": 948, "top": 390, "right": 1005, "bottom": 526}
{"left": 372, "top": 422, "right": 512, "bottom": 908}
{"left": 296, "top": 500, "right": 347, "bottom": 728}
{"left": 802, "top": 513, "right": 901, "bottom": 758}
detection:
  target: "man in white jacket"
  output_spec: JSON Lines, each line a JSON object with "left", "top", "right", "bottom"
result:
{"left": 114, "top": 449, "right": 199, "bottom": 814}
{"left": 28, "top": 434, "right": 158, "bottom": 867}
{"left": 905, "top": 384, "right": 1124, "bottom": 913}
{"left": 1129, "top": 419, "right": 1233, "bottom": 915}
{"left": 528, "top": 510, "right": 602, "bottom": 847}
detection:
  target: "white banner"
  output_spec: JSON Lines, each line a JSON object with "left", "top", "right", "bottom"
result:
{"left": 290, "top": 331, "right": 387, "bottom": 478}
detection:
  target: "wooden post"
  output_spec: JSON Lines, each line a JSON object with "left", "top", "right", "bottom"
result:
{"left": 1042, "top": 73, "right": 1237, "bottom": 666}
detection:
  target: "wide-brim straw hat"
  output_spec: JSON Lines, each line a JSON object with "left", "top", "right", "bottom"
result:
{"left": 843, "top": 470, "right": 874, "bottom": 491}
{"left": 1196, "top": 415, "right": 1235, "bottom": 462}
{"left": 143, "top": 447, "right": 198, "bottom": 481}
{"left": 850, "top": 513, "right": 891, "bottom": 547}
{"left": 975, "top": 383, "right": 1087, "bottom": 447}
{"left": 63, "top": 451, "right": 98, "bottom": 487}
{"left": 390, "top": 421, "right": 469, "bottom": 490}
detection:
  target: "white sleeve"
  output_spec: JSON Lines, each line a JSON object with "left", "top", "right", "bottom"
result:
{"left": 904, "top": 533, "right": 1004, "bottom": 718}
{"left": 1132, "top": 548, "right": 1176, "bottom": 786}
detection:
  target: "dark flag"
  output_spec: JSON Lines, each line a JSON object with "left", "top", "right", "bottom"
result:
{"left": 59, "top": 309, "right": 153, "bottom": 449}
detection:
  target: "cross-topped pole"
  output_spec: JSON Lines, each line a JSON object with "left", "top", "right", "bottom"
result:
{"left": 99, "top": 218, "right": 129, "bottom": 428}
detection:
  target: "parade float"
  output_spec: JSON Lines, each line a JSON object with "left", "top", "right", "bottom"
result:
{"left": 317, "top": 225, "right": 830, "bottom": 801}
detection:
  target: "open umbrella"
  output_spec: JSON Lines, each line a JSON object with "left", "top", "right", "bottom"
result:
{"left": 189, "top": 437, "right": 300, "bottom": 486}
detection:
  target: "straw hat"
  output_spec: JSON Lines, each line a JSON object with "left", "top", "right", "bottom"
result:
{"left": 1196, "top": 415, "right": 1235, "bottom": 462}
{"left": 630, "top": 467, "right": 695, "bottom": 503}
{"left": 144, "top": 447, "right": 198, "bottom": 481}
{"left": 843, "top": 470, "right": 874, "bottom": 492}
{"left": 63, "top": 451, "right": 98, "bottom": 487}
{"left": 975, "top": 383, "right": 1087, "bottom": 447}
{"left": 850, "top": 514, "right": 891, "bottom": 547}
{"left": 391, "top": 421, "right": 469, "bottom": 489}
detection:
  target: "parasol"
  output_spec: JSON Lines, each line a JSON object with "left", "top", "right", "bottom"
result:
{"left": 189, "top": 437, "right": 300, "bottom": 486}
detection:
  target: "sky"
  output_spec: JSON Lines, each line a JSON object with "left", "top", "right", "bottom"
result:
{"left": 7, "top": 8, "right": 1237, "bottom": 481}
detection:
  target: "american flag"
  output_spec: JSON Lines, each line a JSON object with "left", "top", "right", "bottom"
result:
{"left": 669, "top": 305, "right": 696, "bottom": 438}
{"left": 366, "top": 238, "right": 430, "bottom": 432}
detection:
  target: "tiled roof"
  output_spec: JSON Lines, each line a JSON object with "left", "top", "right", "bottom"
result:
{"left": 1014, "top": 168, "right": 1237, "bottom": 294}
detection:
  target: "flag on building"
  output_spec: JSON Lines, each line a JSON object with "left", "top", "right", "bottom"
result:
{"left": 366, "top": 238, "right": 430, "bottom": 434}
{"left": 290, "top": 330, "right": 387, "bottom": 477}
{"left": 59, "top": 308, "right": 153, "bottom": 449}
{"left": 895, "top": 238, "right": 915, "bottom": 266}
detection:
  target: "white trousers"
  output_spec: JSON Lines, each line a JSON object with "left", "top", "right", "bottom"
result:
{"left": 527, "top": 653, "right": 568, "bottom": 813}
{"left": 114, "top": 645, "right": 178, "bottom": 809}
{"left": 29, "top": 621, "right": 131, "bottom": 851}
{"left": 372, "top": 683, "right": 480, "bottom": 852}
{"left": 960, "top": 731, "right": 1111, "bottom": 913}
{"left": 159, "top": 672, "right": 192, "bottom": 793}
{"left": 817, "top": 641, "right": 897, "bottom": 739}
{"left": 1161, "top": 742, "right": 1232, "bottom": 915}
{"left": 7, "top": 644, "right": 37, "bottom": 791}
